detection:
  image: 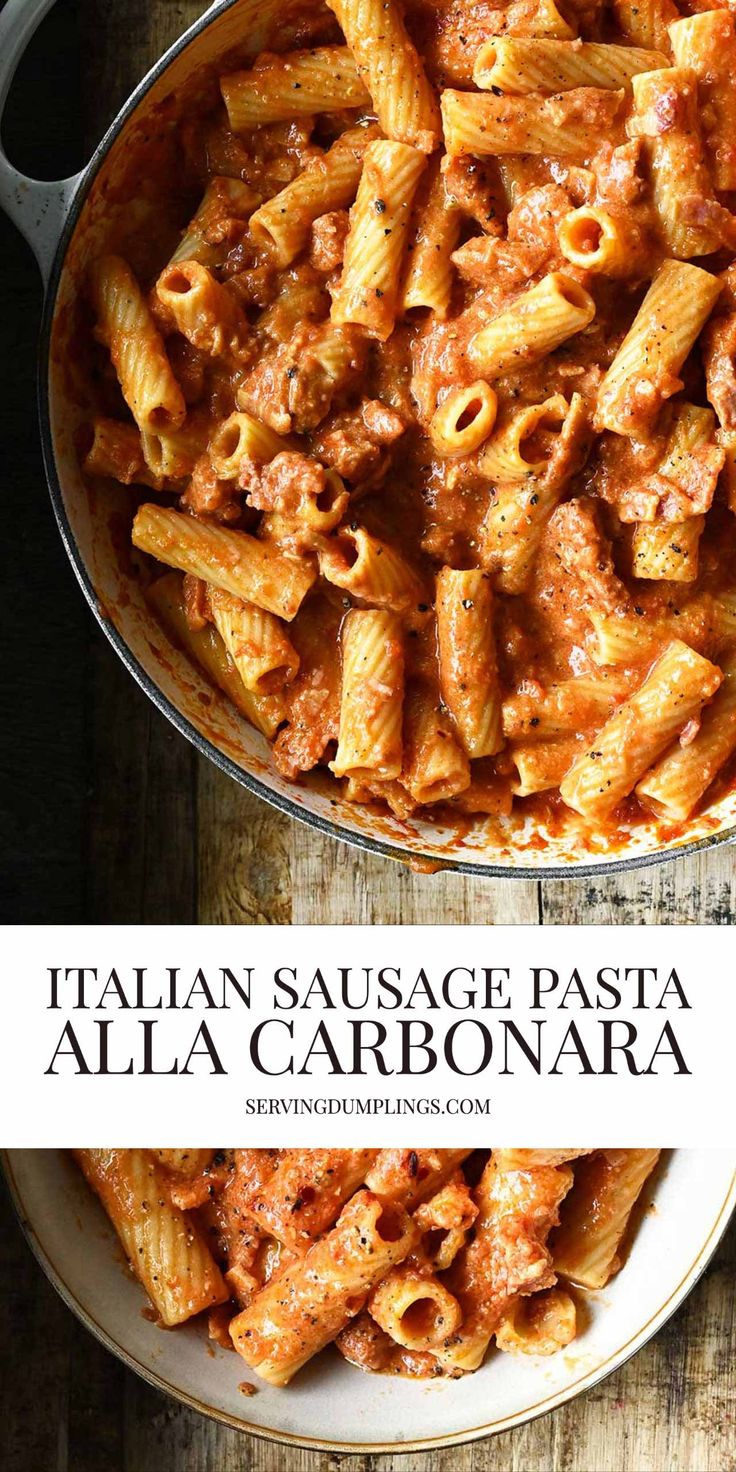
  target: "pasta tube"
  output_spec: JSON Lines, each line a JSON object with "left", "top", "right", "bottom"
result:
{"left": 141, "top": 418, "right": 211, "bottom": 481}
{"left": 495, "top": 1150, "right": 590, "bottom": 1170}
{"left": 636, "top": 653, "right": 736, "bottom": 820}
{"left": 209, "top": 411, "right": 290, "bottom": 480}
{"left": 370, "top": 1267, "right": 462, "bottom": 1350}
{"left": 401, "top": 681, "right": 471, "bottom": 804}
{"left": 330, "top": 610, "right": 405, "bottom": 780}
{"left": 511, "top": 738, "right": 581, "bottom": 796}
{"left": 399, "top": 157, "right": 462, "bottom": 319}
{"left": 221, "top": 48, "right": 369, "bottom": 129}
{"left": 148, "top": 574, "right": 286, "bottom": 737}
{"left": 502, "top": 673, "right": 630, "bottom": 741}
{"left": 319, "top": 527, "right": 426, "bottom": 614}
{"left": 480, "top": 394, "right": 568, "bottom": 482}
{"left": 132, "top": 505, "right": 315, "bottom": 620}
{"left": 553, "top": 1150, "right": 661, "bottom": 1288}
{"left": 595, "top": 260, "right": 722, "bottom": 436}
{"left": 208, "top": 586, "right": 299, "bottom": 694}
{"left": 441, "top": 88, "right": 624, "bottom": 162}
{"left": 613, "top": 0, "right": 676, "bottom": 50}
{"left": 436, "top": 1158, "right": 573, "bottom": 1373}
{"left": 83, "top": 416, "right": 163, "bottom": 489}
{"left": 669, "top": 11, "right": 736, "bottom": 191}
{"left": 559, "top": 640, "right": 723, "bottom": 818}
{"left": 325, "top": 0, "right": 441, "bottom": 152}
{"left": 629, "top": 67, "right": 723, "bottom": 259}
{"left": 331, "top": 139, "right": 426, "bottom": 340}
{"left": 631, "top": 517, "right": 705, "bottom": 583}
{"left": 156, "top": 261, "right": 249, "bottom": 362}
{"left": 495, "top": 1288, "right": 577, "bottom": 1356}
{"left": 242, "top": 1149, "right": 378, "bottom": 1251}
{"left": 413, "top": 1175, "right": 478, "bottom": 1271}
{"left": 74, "top": 1149, "right": 228, "bottom": 1326}
{"left": 558, "top": 206, "right": 639, "bottom": 278}
{"left": 482, "top": 392, "right": 589, "bottom": 592}
{"left": 474, "top": 38, "right": 666, "bottom": 94}
{"left": 365, "top": 1150, "right": 473, "bottom": 1209}
{"left": 249, "top": 125, "right": 379, "bottom": 266}
{"left": 429, "top": 382, "right": 497, "bottom": 456}
{"left": 229, "top": 1191, "right": 418, "bottom": 1384}
{"left": 468, "top": 274, "right": 595, "bottom": 380}
{"left": 588, "top": 594, "right": 735, "bottom": 667}
{"left": 91, "top": 255, "right": 186, "bottom": 434}
{"left": 436, "top": 567, "right": 503, "bottom": 759}
{"left": 170, "top": 177, "right": 257, "bottom": 268}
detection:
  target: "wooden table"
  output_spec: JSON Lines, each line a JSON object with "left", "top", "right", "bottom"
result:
{"left": 1, "top": 1, "right": 734, "bottom": 1467}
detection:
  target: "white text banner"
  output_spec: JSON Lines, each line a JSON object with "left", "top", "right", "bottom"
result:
{"left": 1, "top": 924, "right": 732, "bottom": 1146}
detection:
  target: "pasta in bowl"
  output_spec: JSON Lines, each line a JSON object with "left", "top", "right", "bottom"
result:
{"left": 5, "top": 1147, "right": 734, "bottom": 1449}
{"left": 74, "top": 1147, "right": 658, "bottom": 1384}
{"left": 15, "top": 0, "right": 736, "bottom": 871}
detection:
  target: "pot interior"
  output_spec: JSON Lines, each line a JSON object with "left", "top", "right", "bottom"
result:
{"left": 44, "top": 0, "right": 736, "bottom": 875}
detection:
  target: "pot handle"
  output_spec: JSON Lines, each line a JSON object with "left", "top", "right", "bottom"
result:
{"left": 0, "top": 0, "right": 83, "bottom": 283}
{"left": 0, "top": 0, "right": 227, "bottom": 285}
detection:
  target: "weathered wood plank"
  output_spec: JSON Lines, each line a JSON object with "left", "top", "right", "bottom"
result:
{"left": 197, "top": 765, "right": 292, "bottom": 924}
{"left": 289, "top": 822, "right": 540, "bottom": 925}
{"left": 0, "top": 1179, "right": 75, "bottom": 1472}
{"left": 540, "top": 846, "right": 736, "bottom": 925}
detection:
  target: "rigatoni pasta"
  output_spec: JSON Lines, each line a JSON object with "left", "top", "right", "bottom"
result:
{"left": 399, "top": 158, "right": 461, "bottom": 319}
{"left": 473, "top": 38, "right": 666, "bottom": 95}
{"left": 628, "top": 68, "right": 722, "bottom": 259}
{"left": 248, "top": 125, "right": 378, "bottom": 266}
{"left": 557, "top": 206, "right": 636, "bottom": 277}
{"left": 330, "top": 139, "right": 426, "bottom": 339}
{"left": 669, "top": 11, "right": 736, "bottom": 192}
{"left": 436, "top": 568, "right": 503, "bottom": 759}
{"left": 147, "top": 573, "right": 287, "bottom": 737}
{"left": 325, "top": 0, "right": 441, "bottom": 152}
{"left": 429, "top": 381, "right": 497, "bottom": 456}
{"left": 319, "top": 527, "right": 426, "bottom": 612}
{"left": 74, "top": 1149, "right": 228, "bottom": 1326}
{"left": 595, "top": 261, "right": 722, "bottom": 436}
{"left": 330, "top": 609, "right": 405, "bottom": 780}
{"left": 207, "top": 587, "right": 300, "bottom": 694}
{"left": 467, "top": 274, "right": 595, "bottom": 380}
{"left": 401, "top": 681, "right": 471, "bottom": 804}
{"left": 132, "top": 504, "right": 315, "bottom": 620}
{"left": 74, "top": 1148, "right": 662, "bottom": 1385}
{"left": 635, "top": 653, "right": 736, "bottom": 819}
{"left": 230, "top": 1191, "right": 418, "bottom": 1384}
{"left": 220, "top": 47, "right": 369, "bottom": 129}
{"left": 91, "top": 255, "right": 186, "bottom": 434}
{"left": 156, "top": 260, "right": 249, "bottom": 362}
{"left": 559, "top": 640, "right": 722, "bottom": 819}
{"left": 441, "top": 88, "right": 625, "bottom": 162}
{"left": 552, "top": 1150, "right": 661, "bottom": 1289}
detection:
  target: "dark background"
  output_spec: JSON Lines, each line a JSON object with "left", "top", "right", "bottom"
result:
{"left": 2, "top": 0, "right": 86, "bottom": 923}
{"left": 1, "top": 0, "right": 201, "bottom": 929}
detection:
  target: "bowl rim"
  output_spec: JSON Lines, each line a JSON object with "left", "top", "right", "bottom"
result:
{"left": 3, "top": 1149, "right": 735, "bottom": 1453}
{"left": 36, "top": 0, "right": 736, "bottom": 880}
